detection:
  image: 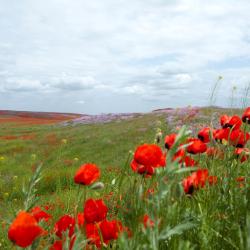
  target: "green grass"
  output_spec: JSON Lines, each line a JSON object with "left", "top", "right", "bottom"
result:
{"left": 0, "top": 108, "right": 249, "bottom": 249}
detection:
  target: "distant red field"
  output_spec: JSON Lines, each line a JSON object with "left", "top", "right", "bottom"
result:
{"left": 0, "top": 110, "right": 81, "bottom": 125}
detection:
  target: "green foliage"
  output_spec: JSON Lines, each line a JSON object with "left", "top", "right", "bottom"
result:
{"left": 0, "top": 109, "right": 249, "bottom": 249}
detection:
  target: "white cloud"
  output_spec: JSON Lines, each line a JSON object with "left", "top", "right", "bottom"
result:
{"left": 2, "top": 78, "right": 45, "bottom": 92}
{"left": 76, "top": 100, "right": 85, "bottom": 104}
{"left": 50, "top": 74, "right": 97, "bottom": 91}
{"left": 0, "top": 0, "right": 250, "bottom": 112}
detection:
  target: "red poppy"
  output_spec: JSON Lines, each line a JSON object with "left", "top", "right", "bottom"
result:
{"left": 242, "top": 107, "right": 250, "bottom": 123}
{"left": 77, "top": 212, "right": 85, "bottom": 228}
{"left": 30, "top": 206, "right": 51, "bottom": 222}
{"left": 84, "top": 199, "right": 108, "bottom": 224}
{"left": 8, "top": 211, "right": 45, "bottom": 248}
{"left": 236, "top": 176, "right": 245, "bottom": 182}
{"left": 50, "top": 240, "right": 63, "bottom": 250}
{"left": 85, "top": 223, "right": 102, "bottom": 248}
{"left": 182, "top": 169, "right": 213, "bottom": 195}
{"left": 220, "top": 114, "right": 230, "bottom": 128}
{"left": 74, "top": 163, "right": 100, "bottom": 185}
{"left": 54, "top": 215, "right": 75, "bottom": 238}
{"left": 143, "top": 214, "right": 155, "bottom": 228}
{"left": 172, "top": 148, "right": 186, "bottom": 163}
{"left": 236, "top": 176, "right": 245, "bottom": 188}
{"left": 229, "top": 129, "right": 250, "bottom": 147}
{"left": 220, "top": 114, "right": 242, "bottom": 130}
{"left": 234, "top": 148, "right": 250, "bottom": 162}
{"left": 164, "top": 133, "right": 177, "bottom": 149}
{"left": 44, "top": 204, "right": 54, "bottom": 211}
{"left": 228, "top": 115, "right": 242, "bottom": 130}
{"left": 198, "top": 127, "right": 213, "bottom": 143}
{"left": 186, "top": 138, "right": 207, "bottom": 154}
{"left": 213, "top": 128, "right": 230, "bottom": 142}
{"left": 183, "top": 156, "right": 197, "bottom": 167}
{"left": 100, "top": 219, "right": 123, "bottom": 241}
{"left": 208, "top": 176, "right": 218, "bottom": 185}
{"left": 50, "top": 237, "right": 76, "bottom": 250}
{"left": 182, "top": 175, "right": 195, "bottom": 195}
{"left": 193, "top": 169, "right": 209, "bottom": 187}
{"left": 214, "top": 128, "right": 249, "bottom": 147}
{"left": 131, "top": 144, "right": 166, "bottom": 175}
{"left": 146, "top": 188, "right": 155, "bottom": 196}
{"left": 130, "top": 161, "right": 155, "bottom": 176}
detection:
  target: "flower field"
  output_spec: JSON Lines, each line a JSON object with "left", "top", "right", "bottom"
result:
{"left": 0, "top": 107, "right": 249, "bottom": 249}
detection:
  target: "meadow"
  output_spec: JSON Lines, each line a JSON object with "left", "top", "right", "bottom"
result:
{"left": 0, "top": 107, "right": 249, "bottom": 250}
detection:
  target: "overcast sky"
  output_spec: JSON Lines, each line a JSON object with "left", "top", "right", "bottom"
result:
{"left": 0, "top": 0, "right": 250, "bottom": 114}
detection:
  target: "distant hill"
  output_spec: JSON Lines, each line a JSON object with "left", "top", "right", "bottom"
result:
{"left": 0, "top": 110, "right": 81, "bottom": 125}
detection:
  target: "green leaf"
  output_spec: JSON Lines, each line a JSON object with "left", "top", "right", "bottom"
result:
{"left": 159, "top": 221, "right": 197, "bottom": 241}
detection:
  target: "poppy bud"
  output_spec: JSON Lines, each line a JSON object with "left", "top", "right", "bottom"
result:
{"left": 90, "top": 182, "right": 105, "bottom": 190}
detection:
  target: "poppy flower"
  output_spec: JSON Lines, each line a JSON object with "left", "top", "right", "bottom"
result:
{"left": 192, "top": 169, "right": 209, "bottom": 188}
{"left": 172, "top": 148, "right": 186, "bottom": 163}
{"left": 221, "top": 115, "right": 242, "bottom": 130}
{"left": 54, "top": 215, "right": 75, "bottom": 238}
{"left": 227, "top": 115, "right": 242, "bottom": 130}
{"left": 229, "top": 129, "right": 250, "bottom": 147}
{"left": 234, "top": 148, "right": 250, "bottom": 162}
{"left": 50, "top": 240, "right": 63, "bottom": 250}
{"left": 50, "top": 237, "right": 76, "bottom": 250}
{"left": 85, "top": 223, "right": 102, "bottom": 248}
{"left": 74, "top": 163, "right": 100, "bottom": 185}
{"left": 8, "top": 211, "right": 45, "bottom": 248}
{"left": 213, "top": 128, "right": 230, "bottom": 142}
{"left": 186, "top": 138, "right": 207, "bottom": 154}
{"left": 220, "top": 114, "right": 230, "bottom": 127}
{"left": 164, "top": 133, "right": 177, "bottom": 149}
{"left": 208, "top": 176, "right": 218, "bottom": 185}
{"left": 100, "top": 219, "right": 123, "bottom": 241}
{"left": 84, "top": 199, "right": 108, "bottom": 224}
{"left": 143, "top": 214, "right": 155, "bottom": 228}
{"left": 146, "top": 188, "right": 155, "bottom": 196}
{"left": 130, "top": 144, "right": 166, "bottom": 175}
{"left": 242, "top": 107, "right": 250, "bottom": 123}
{"left": 182, "top": 175, "right": 195, "bottom": 195}
{"left": 77, "top": 212, "right": 85, "bottom": 228}
{"left": 169, "top": 148, "right": 197, "bottom": 166}
{"left": 236, "top": 176, "right": 245, "bottom": 188}
{"left": 236, "top": 176, "right": 245, "bottom": 182}
{"left": 30, "top": 206, "right": 51, "bottom": 222}
{"left": 182, "top": 169, "right": 212, "bottom": 195}
{"left": 130, "top": 161, "right": 155, "bottom": 176}
{"left": 198, "top": 127, "right": 213, "bottom": 143}
{"left": 183, "top": 156, "right": 197, "bottom": 167}
{"left": 214, "top": 128, "right": 249, "bottom": 147}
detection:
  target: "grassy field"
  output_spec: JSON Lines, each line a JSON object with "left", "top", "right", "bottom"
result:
{"left": 0, "top": 107, "right": 249, "bottom": 249}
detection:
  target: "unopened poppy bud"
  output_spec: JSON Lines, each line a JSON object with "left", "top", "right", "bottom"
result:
{"left": 90, "top": 182, "right": 105, "bottom": 190}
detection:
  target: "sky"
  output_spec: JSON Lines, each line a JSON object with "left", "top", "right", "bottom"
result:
{"left": 0, "top": 0, "right": 250, "bottom": 114}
